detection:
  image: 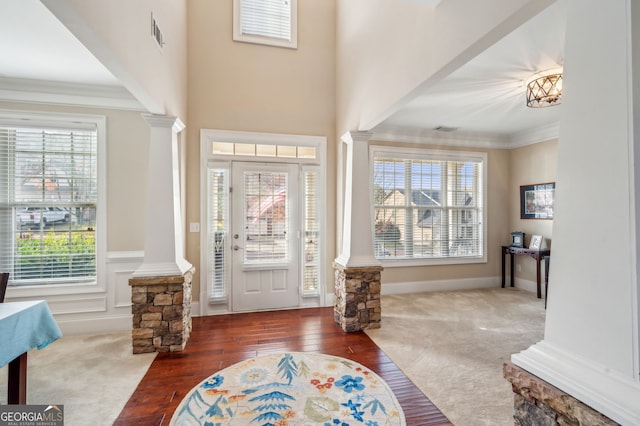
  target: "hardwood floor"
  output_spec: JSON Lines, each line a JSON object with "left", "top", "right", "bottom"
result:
{"left": 114, "top": 307, "right": 452, "bottom": 425}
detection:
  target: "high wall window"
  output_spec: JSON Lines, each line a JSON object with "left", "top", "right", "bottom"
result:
{"left": 371, "top": 147, "right": 486, "bottom": 264}
{"left": 233, "top": 0, "right": 298, "bottom": 49}
{"left": 0, "top": 112, "right": 105, "bottom": 287}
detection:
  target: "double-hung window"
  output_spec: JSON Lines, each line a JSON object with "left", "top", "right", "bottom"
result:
{"left": 0, "top": 111, "right": 105, "bottom": 288}
{"left": 372, "top": 147, "right": 486, "bottom": 264}
{"left": 233, "top": 0, "right": 298, "bottom": 49}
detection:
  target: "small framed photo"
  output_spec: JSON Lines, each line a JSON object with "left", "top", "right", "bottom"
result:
{"left": 529, "top": 235, "right": 543, "bottom": 250}
{"left": 511, "top": 231, "right": 525, "bottom": 248}
{"left": 520, "top": 182, "right": 555, "bottom": 219}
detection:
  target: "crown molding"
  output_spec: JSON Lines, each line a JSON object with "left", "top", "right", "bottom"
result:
{"left": 508, "top": 122, "right": 560, "bottom": 148}
{"left": 371, "top": 122, "right": 560, "bottom": 150}
{"left": 0, "top": 77, "right": 145, "bottom": 111}
{"left": 371, "top": 125, "right": 511, "bottom": 149}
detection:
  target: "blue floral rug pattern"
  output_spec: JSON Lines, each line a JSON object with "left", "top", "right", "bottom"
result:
{"left": 170, "top": 352, "right": 405, "bottom": 425}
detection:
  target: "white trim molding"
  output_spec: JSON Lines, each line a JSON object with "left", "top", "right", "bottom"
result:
{"left": 325, "top": 276, "right": 502, "bottom": 307}
{"left": 0, "top": 77, "right": 144, "bottom": 111}
{"left": 371, "top": 122, "right": 560, "bottom": 150}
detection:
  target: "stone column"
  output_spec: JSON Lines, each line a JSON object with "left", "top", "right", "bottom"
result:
{"left": 503, "top": 362, "right": 617, "bottom": 426}
{"left": 333, "top": 262, "right": 382, "bottom": 332}
{"left": 129, "top": 267, "right": 194, "bottom": 354}
{"left": 129, "top": 114, "right": 193, "bottom": 353}
{"left": 334, "top": 131, "right": 383, "bottom": 332}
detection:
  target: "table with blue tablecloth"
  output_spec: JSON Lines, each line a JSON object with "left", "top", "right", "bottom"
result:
{"left": 0, "top": 300, "right": 62, "bottom": 404}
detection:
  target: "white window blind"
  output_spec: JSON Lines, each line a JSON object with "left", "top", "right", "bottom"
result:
{"left": 372, "top": 149, "right": 485, "bottom": 262}
{"left": 243, "top": 171, "right": 288, "bottom": 264}
{"left": 0, "top": 123, "right": 98, "bottom": 285}
{"left": 206, "top": 165, "right": 229, "bottom": 303}
{"left": 302, "top": 168, "right": 319, "bottom": 296}
{"left": 233, "top": 0, "right": 297, "bottom": 49}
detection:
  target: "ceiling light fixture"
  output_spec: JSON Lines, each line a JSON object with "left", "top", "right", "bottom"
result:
{"left": 526, "top": 68, "right": 563, "bottom": 108}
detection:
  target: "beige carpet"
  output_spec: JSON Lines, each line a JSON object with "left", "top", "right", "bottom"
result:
{"left": 0, "top": 331, "right": 156, "bottom": 426}
{"left": 366, "top": 287, "right": 546, "bottom": 426}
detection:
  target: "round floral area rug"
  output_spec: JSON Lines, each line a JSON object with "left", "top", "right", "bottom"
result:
{"left": 170, "top": 352, "right": 406, "bottom": 426}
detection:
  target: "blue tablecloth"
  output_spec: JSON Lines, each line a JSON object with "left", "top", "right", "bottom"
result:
{"left": 0, "top": 300, "right": 62, "bottom": 366}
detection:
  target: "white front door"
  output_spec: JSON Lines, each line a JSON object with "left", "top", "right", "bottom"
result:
{"left": 231, "top": 162, "right": 300, "bottom": 311}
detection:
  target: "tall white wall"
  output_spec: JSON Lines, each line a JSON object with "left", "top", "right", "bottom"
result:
{"left": 512, "top": 1, "right": 640, "bottom": 424}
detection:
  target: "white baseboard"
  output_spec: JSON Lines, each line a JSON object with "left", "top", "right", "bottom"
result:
{"left": 324, "top": 276, "right": 506, "bottom": 307}
{"left": 512, "top": 340, "right": 640, "bottom": 425}
{"left": 513, "top": 277, "right": 546, "bottom": 297}
{"left": 58, "top": 299, "right": 202, "bottom": 335}
{"left": 381, "top": 276, "right": 500, "bottom": 295}
{"left": 56, "top": 314, "right": 132, "bottom": 335}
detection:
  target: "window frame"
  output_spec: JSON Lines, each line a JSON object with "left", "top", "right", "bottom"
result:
{"left": 233, "top": 0, "right": 298, "bottom": 49}
{"left": 370, "top": 145, "right": 487, "bottom": 267}
{"left": 0, "top": 110, "right": 106, "bottom": 297}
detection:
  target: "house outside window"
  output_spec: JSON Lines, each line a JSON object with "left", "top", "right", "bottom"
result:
{"left": 0, "top": 111, "right": 105, "bottom": 289}
{"left": 371, "top": 147, "right": 486, "bottom": 265}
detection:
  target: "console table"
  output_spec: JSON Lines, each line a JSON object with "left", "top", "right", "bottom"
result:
{"left": 501, "top": 246, "right": 550, "bottom": 299}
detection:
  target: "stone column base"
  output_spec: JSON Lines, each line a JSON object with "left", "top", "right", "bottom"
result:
{"left": 503, "top": 361, "right": 617, "bottom": 425}
{"left": 128, "top": 267, "right": 194, "bottom": 354}
{"left": 333, "top": 262, "right": 383, "bottom": 332}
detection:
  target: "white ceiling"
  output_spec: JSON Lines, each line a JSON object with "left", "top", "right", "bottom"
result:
{"left": 373, "top": 1, "right": 567, "bottom": 144}
{"left": 0, "top": 0, "right": 566, "bottom": 143}
{"left": 0, "top": 0, "right": 119, "bottom": 85}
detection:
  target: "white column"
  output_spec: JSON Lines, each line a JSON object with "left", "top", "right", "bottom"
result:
{"left": 335, "top": 131, "right": 380, "bottom": 268}
{"left": 132, "top": 114, "right": 192, "bottom": 277}
{"left": 512, "top": 1, "right": 640, "bottom": 424}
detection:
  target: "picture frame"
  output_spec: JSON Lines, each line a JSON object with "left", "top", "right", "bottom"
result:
{"left": 520, "top": 182, "right": 555, "bottom": 219}
{"left": 529, "top": 235, "right": 543, "bottom": 250}
{"left": 510, "top": 231, "right": 525, "bottom": 248}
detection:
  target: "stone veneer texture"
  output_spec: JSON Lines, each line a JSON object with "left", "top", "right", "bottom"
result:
{"left": 333, "top": 262, "right": 383, "bottom": 332}
{"left": 503, "top": 361, "right": 618, "bottom": 426}
{"left": 129, "top": 267, "right": 194, "bottom": 354}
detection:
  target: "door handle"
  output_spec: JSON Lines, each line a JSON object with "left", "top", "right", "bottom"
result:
{"left": 233, "top": 245, "right": 244, "bottom": 251}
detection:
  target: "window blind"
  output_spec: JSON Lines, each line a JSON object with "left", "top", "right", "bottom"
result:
{"left": 240, "top": 0, "right": 292, "bottom": 41}
{"left": 234, "top": 0, "right": 297, "bottom": 48}
{"left": 372, "top": 153, "right": 484, "bottom": 261}
{"left": 0, "top": 124, "right": 98, "bottom": 284}
{"left": 206, "top": 166, "right": 229, "bottom": 303}
{"left": 303, "top": 169, "right": 319, "bottom": 295}
{"left": 243, "top": 171, "right": 288, "bottom": 264}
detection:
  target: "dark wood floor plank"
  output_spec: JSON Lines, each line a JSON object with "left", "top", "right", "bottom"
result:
{"left": 114, "top": 307, "right": 451, "bottom": 426}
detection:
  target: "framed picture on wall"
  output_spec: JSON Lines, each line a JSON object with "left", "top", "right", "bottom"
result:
{"left": 520, "top": 182, "right": 555, "bottom": 219}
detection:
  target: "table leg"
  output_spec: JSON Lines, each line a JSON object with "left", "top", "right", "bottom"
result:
{"left": 509, "top": 253, "right": 515, "bottom": 287}
{"left": 536, "top": 258, "right": 542, "bottom": 299}
{"left": 545, "top": 256, "right": 550, "bottom": 308}
{"left": 501, "top": 249, "right": 506, "bottom": 288}
{"left": 8, "top": 352, "right": 27, "bottom": 404}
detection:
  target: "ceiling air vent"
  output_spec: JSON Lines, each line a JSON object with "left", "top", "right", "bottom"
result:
{"left": 434, "top": 126, "right": 458, "bottom": 132}
{"left": 151, "top": 13, "right": 164, "bottom": 50}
